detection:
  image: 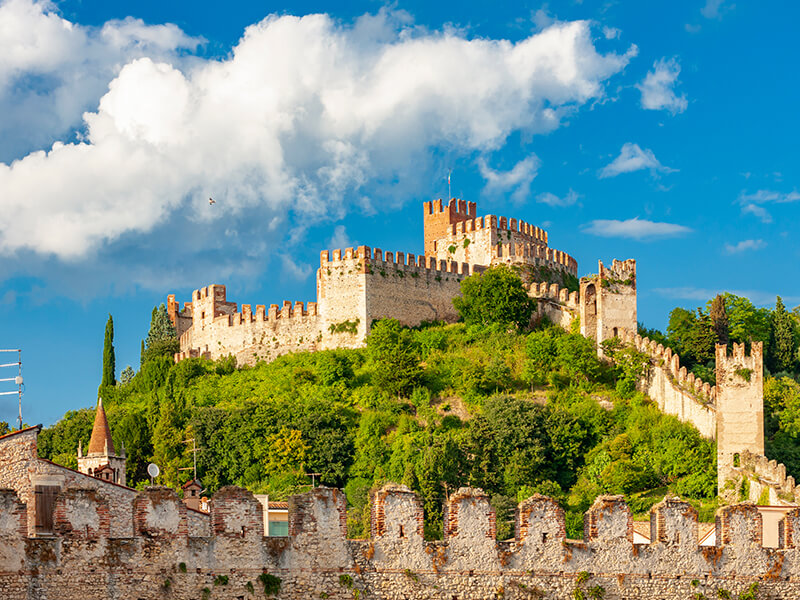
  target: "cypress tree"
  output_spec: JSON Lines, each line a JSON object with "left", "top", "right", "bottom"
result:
{"left": 771, "top": 296, "right": 796, "bottom": 373}
{"left": 709, "top": 294, "right": 729, "bottom": 346}
{"left": 101, "top": 314, "right": 116, "bottom": 387}
{"left": 140, "top": 340, "right": 145, "bottom": 367}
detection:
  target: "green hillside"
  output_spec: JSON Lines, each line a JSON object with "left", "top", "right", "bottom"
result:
{"left": 39, "top": 319, "right": 718, "bottom": 539}
{"left": 37, "top": 274, "right": 800, "bottom": 540}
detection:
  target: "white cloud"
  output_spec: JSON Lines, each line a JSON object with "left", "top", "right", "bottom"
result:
{"left": 599, "top": 143, "right": 676, "bottom": 178}
{"left": 701, "top": 0, "right": 733, "bottom": 19}
{"left": 737, "top": 189, "right": 800, "bottom": 223}
{"left": 478, "top": 156, "right": 539, "bottom": 204}
{"left": 0, "top": 0, "right": 201, "bottom": 161}
{"left": 536, "top": 189, "right": 579, "bottom": 207}
{"left": 603, "top": 26, "right": 620, "bottom": 40}
{"left": 582, "top": 217, "right": 692, "bottom": 240}
{"left": 724, "top": 239, "right": 766, "bottom": 254}
{"left": 0, "top": 8, "right": 636, "bottom": 265}
{"left": 280, "top": 254, "right": 313, "bottom": 281}
{"left": 741, "top": 204, "right": 772, "bottom": 223}
{"left": 636, "top": 58, "right": 688, "bottom": 114}
{"left": 328, "top": 225, "right": 352, "bottom": 250}
{"left": 739, "top": 189, "right": 800, "bottom": 204}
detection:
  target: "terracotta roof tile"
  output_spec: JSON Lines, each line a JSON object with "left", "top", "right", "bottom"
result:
{"left": 88, "top": 398, "right": 115, "bottom": 455}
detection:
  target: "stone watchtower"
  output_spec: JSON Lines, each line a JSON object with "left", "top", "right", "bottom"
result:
{"left": 580, "top": 259, "right": 637, "bottom": 347}
{"left": 716, "top": 342, "right": 764, "bottom": 491}
{"left": 423, "top": 198, "right": 476, "bottom": 257}
{"left": 77, "top": 398, "right": 126, "bottom": 486}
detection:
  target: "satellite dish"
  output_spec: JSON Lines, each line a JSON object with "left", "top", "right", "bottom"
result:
{"left": 147, "top": 463, "right": 160, "bottom": 479}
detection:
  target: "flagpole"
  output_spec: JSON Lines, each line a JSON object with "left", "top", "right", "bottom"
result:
{"left": 448, "top": 170, "right": 452, "bottom": 200}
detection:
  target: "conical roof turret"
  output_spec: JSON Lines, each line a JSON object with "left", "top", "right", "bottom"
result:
{"left": 88, "top": 398, "right": 115, "bottom": 455}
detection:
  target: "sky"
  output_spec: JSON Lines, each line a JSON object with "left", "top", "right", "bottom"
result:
{"left": 1, "top": 0, "right": 799, "bottom": 427}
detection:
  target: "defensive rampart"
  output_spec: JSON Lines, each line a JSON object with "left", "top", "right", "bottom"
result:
{"left": 3, "top": 483, "right": 800, "bottom": 600}
{"left": 528, "top": 281, "right": 579, "bottom": 329}
{"left": 618, "top": 328, "right": 717, "bottom": 439}
{"left": 171, "top": 246, "right": 471, "bottom": 365}
{"left": 423, "top": 199, "right": 578, "bottom": 275}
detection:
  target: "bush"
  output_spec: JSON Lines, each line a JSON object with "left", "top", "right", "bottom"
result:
{"left": 453, "top": 266, "right": 535, "bottom": 330}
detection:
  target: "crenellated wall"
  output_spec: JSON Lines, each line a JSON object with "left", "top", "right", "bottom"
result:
{"left": 617, "top": 328, "right": 717, "bottom": 439}
{"left": 4, "top": 483, "right": 800, "bottom": 600}
{"left": 527, "top": 281, "right": 580, "bottom": 329}
{"left": 170, "top": 199, "right": 581, "bottom": 367}
{"left": 422, "top": 198, "right": 577, "bottom": 276}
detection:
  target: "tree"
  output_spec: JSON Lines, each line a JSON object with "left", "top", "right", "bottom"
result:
{"left": 366, "top": 319, "right": 421, "bottom": 397}
{"left": 709, "top": 294, "right": 729, "bottom": 346}
{"left": 453, "top": 265, "right": 535, "bottom": 330}
{"left": 143, "top": 304, "right": 179, "bottom": 363}
{"left": 119, "top": 366, "right": 135, "bottom": 385}
{"left": 770, "top": 296, "right": 796, "bottom": 373}
{"left": 101, "top": 314, "right": 116, "bottom": 387}
{"left": 688, "top": 309, "right": 716, "bottom": 366}
{"left": 666, "top": 308, "right": 696, "bottom": 359}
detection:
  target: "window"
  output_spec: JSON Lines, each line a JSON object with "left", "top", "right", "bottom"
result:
{"left": 34, "top": 485, "right": 59, "bottom": 534}
{"left": 399, "top": 524, "right": 405, "bottom": 538}
{"left": 268, "top": 520, "right": 289, "bottom": 536}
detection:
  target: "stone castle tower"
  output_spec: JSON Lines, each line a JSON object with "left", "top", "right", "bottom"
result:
{"left": 716, "top": 342, "right": 764, "bottom": 490}
{"left": 77, "top": 398, "right": 126, "bottom": 486}
{"left": 580, "top": 259, "right": 637, "bottom": 349}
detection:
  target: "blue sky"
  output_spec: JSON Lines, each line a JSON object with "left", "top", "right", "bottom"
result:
{"left": 1, "top": 0, "right": 798, "bottom": 426}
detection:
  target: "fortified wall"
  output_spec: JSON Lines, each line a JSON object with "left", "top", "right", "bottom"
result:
{"left": 169, "top": 199, "right": 578, "bottom": 366}
{"left": 3, "top": 483, "right": 800, "bottom": 600}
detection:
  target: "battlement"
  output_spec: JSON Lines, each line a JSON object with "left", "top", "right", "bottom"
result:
{"left": 423, "top": 197, "right": 477, "bottom": 219}
{"left": 618, "top": 328, "right": 717, "bottom": 403}
{"left": 528, "top": 281, "right": 580, "bottom": 309}
{"left": 320, "top": 245, "right": 474, "bottom": 277}
{"left": 600, "top": 258, "right": 637, "bottom": 282}
{"left": 5, "top": 483, "right": 800, "bottom": 600}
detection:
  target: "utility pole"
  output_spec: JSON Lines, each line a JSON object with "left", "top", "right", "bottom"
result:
{"left": 0, "top": 349, "right": 23, "bottom": 430}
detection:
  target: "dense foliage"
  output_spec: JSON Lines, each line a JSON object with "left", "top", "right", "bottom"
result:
{"left": 40, "top": 316, "right": 718, "bottom": 539}
{"left": 453, "top": 265, "right": 535, "bottom": 330}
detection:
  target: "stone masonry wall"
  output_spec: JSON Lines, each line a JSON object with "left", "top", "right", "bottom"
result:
{"left": 716, "top": 342, "right": 765, "bottom": 491}
{"left": 423, "top": 199, "right": 577, "bottom": 276}
{"left": 0, "top": 428, "right": 210, "bottom": 539}
{"left": 617, "top": 328, "right": 717, "bottom": 439}
{"left": 4, "top": 484, "right": 800, "bottom": 600}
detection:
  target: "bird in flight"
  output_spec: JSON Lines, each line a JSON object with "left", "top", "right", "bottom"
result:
{"left": 208, "top": 197, "right": 216, "bottom": 205}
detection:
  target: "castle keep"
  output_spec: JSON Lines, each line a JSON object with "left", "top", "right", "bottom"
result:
{"left": 167, "top": 199, "right": 578, "bottom": 366}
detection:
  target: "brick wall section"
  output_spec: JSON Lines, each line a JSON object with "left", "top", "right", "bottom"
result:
{"left": 0, "top": 427, "right": 173, "bottom": 538}
{"left": 583, "top": 495, "right": 633, "bottom": 544}
{"left": 370, "top": 483, "right": 424, "bottom": 540}
{"left": 649, "top": 496, "right": 698, "bottom": 548}
{"left": 6, "top": 484, "right": 800, "bottom": 599}
{"left": 0, "top": 488, "right": 27, "bottom": 538}
{"left": 133, "top": 486, "right": 189, "bottom": 538}
{"left": 515, "top": 493, "right": 565, "bottom": 547}
{"left": 52, "top": 488, "right": 110, "bottom": 539}
{"left": 210, "top": 485, "right": 264, "bottom": 539}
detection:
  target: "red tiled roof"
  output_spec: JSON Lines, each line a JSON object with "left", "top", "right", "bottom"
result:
{"left": 0, "top": 424, "right": 42, "bottom": 442}
{"left": 269, "top": 501, "right": 289, "bottom": 510}
{"left": 88, "top": 399, "right": 115, "bottom": 455}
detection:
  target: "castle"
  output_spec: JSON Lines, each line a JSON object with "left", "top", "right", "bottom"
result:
{"left": 167, "top": 199, "right": 580, "bottom": 366}
{"left": 0, "top": 200, "right": 795, "bottom": 598}
{"left": 165, "top": 197, "right": 786, "bottom": 503}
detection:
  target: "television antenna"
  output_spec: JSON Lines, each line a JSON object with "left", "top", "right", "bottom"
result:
{"left": 0, "top": 349, "right": 23, "bottom": 430}
{"left": 178, "top": 438, "right": 202, "bottom": 481}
